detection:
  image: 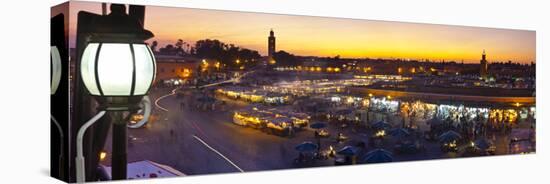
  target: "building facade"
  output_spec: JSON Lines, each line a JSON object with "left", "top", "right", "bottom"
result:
{"left": 154, "top": 55, "right": 200, "bottom": 85}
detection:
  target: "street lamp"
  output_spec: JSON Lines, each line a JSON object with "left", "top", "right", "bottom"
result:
{"left": 50, "top": 45, "right": 64, "bottom": 179}
{"left": 75, "top": 4, "right": 155, "bottom": 182}
{"left": 51, "top": 46, "right": 62, "bottom": 95}
{"left": 77, "top": 42, "right": 155, "bottom": 182}
{"left": 80, "top": 42, "right": 156, "bottom": 99}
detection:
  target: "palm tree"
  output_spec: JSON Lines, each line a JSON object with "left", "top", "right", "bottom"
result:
{"left": 175, "top": 39, "right": 184, "bottom": 56}
{"left": 150, "top": 40, "right": 158, "bottom": 53}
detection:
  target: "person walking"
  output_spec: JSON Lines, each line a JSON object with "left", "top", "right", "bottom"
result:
{"left": 170, "top": 129, "right": 175, "bottom": 141}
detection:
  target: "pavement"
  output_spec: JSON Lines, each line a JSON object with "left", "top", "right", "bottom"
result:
{"left": 102, "top": 87, "right": 326, "bottom": 175}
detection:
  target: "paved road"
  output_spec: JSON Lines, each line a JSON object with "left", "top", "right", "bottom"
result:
{"left": 102, "top": 87, "right": 322, "bottom": 175}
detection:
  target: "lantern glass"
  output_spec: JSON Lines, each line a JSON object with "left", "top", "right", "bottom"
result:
{"left": 132, "top": 44, "right": 156, "bottom": 95}
{"left": 51, "top": 46, "right": 62, "bottom": 95}
{"left": 81, "top": 43, "right": 156, "bottom": 96}
{"left": 81, "top": 43, "right": 100, "bottom": 95}
{"left": 97, "top": 43, "right": 134, "bottom": 95}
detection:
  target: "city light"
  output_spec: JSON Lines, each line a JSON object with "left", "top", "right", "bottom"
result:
{"left": 375, "top": 130, "right": 386, "bottom": 137}
{"left": 181, "top": 68, "right": 191, "bottom": 78}
{"left": 202, "top": 59, "right": 209, "bottom": 68}
{"left": 99, "top": 151, "right": 107, "bottom": 161}
{"left": 363, "top": 67, "right": 372, "bottom": 73}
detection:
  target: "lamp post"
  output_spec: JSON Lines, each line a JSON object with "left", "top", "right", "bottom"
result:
{"left": 51, "top": 45, "right": 64, "bottom": 179}
{"left": 51, "top": 46, "right": 62, "bottom": 95}
{"left": 78, "top": 42, "right": 156, "bottom": 181}
{"left": 51, "top": 12, "right": 68, "bottom": 180}
{"left": 75, "top": 4, "right": 155, "bottom": 182}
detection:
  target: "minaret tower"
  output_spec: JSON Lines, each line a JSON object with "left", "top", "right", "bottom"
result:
{"left": 268, "top": 29, "right": 276, "bottom": 64}
{"left": 480, "top": 49, "right": 489, "bottom": 79}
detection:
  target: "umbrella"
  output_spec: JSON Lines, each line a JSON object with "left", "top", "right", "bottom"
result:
{"left": 363, "top": 149, "right": 393, "bottom": 163}
{"left": 371, "top": 121, "right": 392, "bottom": 130}
{"left": 438, "top": 130, "right": 462, "bottom": 143}
{"left": 389, "top": 128, "right": 410, "bottom": 138}
{"left": 337, "top": 146, "right": 358, "bottom": 156}
{"left": 310, "top": 122, "right": 327, "bottom": 129}
{"left": 474, "top": 138, "right": 493, "bottom": 150}
{"left": 295, "top": 141, "right": 319, "bottom": 152}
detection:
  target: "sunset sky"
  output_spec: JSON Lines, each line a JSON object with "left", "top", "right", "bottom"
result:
{"left": 62, "top": 1, "right": 536, "bottom": 64}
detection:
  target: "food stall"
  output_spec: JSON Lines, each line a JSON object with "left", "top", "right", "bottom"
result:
{"left": 266, "top": 117, "right": 294, "bottom": 136}
{"left": 232, "top": 107, "right": 310, "bottom": 137}
{"left": 233, "top": 110, "right": 266, "bottom": 128}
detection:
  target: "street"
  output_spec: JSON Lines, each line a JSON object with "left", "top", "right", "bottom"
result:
{"left": 99, "top": 83, "right": 521, "bottom": 176}
{"left": 102, "top": 87, "right": 318, "bottom": 175}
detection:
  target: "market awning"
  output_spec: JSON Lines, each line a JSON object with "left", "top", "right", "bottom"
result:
{"left": 389, "top": 128, "right": 410, "bottom": 138}
{"left": 474, "top": 138, "right": 493, "bottom": 150}
{"left": 362, "top": 149, "right": 393, "bottom": 163}
{"left": 371, "top": 121, "right": 392, "bottom": 130}
{"left": 337, "top": 146, "right": 358, "bottom": 156}
{"left": 438, "top": 130, "right": 462, "bottom": 143}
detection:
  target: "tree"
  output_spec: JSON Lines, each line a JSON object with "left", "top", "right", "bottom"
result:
{"left": 273, "top": 50, "right": 300, "bottom": 66}
{"left": 194, "top": 39, "right": 226, "bottom": 60}
{"left": 159, "top": 44, "right": 176, "bottom": 55}
{"left": 193, "top": 39, "right": 261, "bottom": 69}
{"left": 175, "top": 39, "right": 185, "bottom": 56}
{"left": 150, "top": 40, "right": 158, "bottom": 53}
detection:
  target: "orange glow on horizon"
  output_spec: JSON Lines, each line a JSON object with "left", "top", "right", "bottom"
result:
{"left": 64, "top": 2, "right": 536, "bottom": 64}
